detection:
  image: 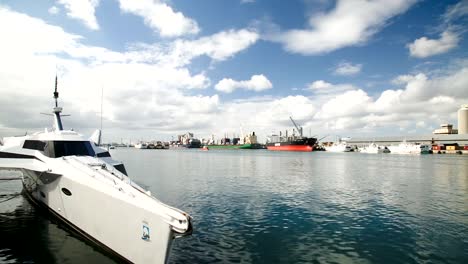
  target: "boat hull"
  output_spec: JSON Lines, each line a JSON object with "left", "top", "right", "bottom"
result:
{"left": 19, "top": 157, "right": 191, "bottom": 264}
{"left": 21, "top": 185, "right": 132, "bottom": 263}
{"left": 266, "top": 144, "right": 313, "bottom": 152}
{"left": 205, "top": 143, "right": 264, "bottom": 150}
{"left": 266, "top": 137, "right": 316, "bottom": 152}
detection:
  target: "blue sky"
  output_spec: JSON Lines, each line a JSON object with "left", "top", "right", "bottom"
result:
{"left": 0, "top": 0, "right": 467, "bottom": 143}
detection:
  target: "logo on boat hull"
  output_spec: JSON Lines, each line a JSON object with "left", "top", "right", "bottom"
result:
{"left": 142, "top": 224, "right": 150, "bottom": 241}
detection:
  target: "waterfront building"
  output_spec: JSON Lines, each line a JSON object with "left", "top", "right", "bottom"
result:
{"left": 459, "top": 104, "right": 468, "bottom": 134}
{"left": 433, "top": 124, "right": 458, "bottom": 134}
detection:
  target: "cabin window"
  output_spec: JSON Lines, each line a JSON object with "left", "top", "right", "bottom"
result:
{"left": 113, "top": 164, "right": 128, "bottom": 176}
{"left": 23, "top": 140, "right": 46, "bottom": 151}
{"left": 96, "top": 151, "right": 111, "bottom": 158}
{"left": 44, "top": 141, "right": 95, "bottom": 158}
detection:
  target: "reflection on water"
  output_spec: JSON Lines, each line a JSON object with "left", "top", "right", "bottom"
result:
{"left": 1, "top": 150, "right": 468, "bottom": 263}
{"left": 0, "top": 172, "right": 115, "bottom": 264}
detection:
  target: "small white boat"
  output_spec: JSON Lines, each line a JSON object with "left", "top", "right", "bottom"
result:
{"left": 388, "top": 141, "right": 431, "bottom": 154}
{"left": 325, "top": 142, "right": 353, "bottom": 152}
{"left": 360, "top": 143, "right": 390, "bottom": 154}
{"left": 134, "top": 142, "right": 148, "bottom": 149}
{"left": 0, "top": 79, "right": 192, "bottom": 263}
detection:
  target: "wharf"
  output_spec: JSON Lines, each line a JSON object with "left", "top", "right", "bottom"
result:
{"left": 346, "top": 134, "right": 468, "bottom": 147}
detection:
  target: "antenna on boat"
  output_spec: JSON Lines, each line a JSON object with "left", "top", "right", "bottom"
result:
{"left": 100, "top": 86, "right": 104, "bottom": 146}
{"left": 54, "top": 75, "right": 59, "bottom": 107}
{"left": 52, "top": 74, "right": 64, "bottom": 131}
{"left": 100, "top": 86, "right": 103, "bottom": 132}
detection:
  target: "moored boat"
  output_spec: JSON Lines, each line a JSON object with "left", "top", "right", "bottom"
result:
{"left": 134, "top": 142, "right": 148, "bottom": 149}
{"left": 0, "top": 78, "right": 192, "bottom": 263}
{"left": 388, "top": 141, "right": 432, "bottom": 154}
{"left": 359, "top": 143, "right": 390, "bottom": 154}
{"left": 324, "top": 142, "right": 354, "bottom": 152}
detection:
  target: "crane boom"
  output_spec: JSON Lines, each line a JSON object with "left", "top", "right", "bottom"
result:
{"left": 289, "top": 116, "right": 303, "bottom": 137}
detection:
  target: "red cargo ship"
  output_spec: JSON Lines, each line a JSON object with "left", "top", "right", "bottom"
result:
{"left": 266, "top": 117, "right": 317, "bottom": 152}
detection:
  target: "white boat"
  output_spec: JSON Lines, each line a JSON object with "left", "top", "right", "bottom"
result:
{"left": 388, "top": 142, "right": 431, "bottom": 154}
{"left": 359, "top": 143, "right": 390, "bottom": 154}
{"left": 134, "top": 142, "right": 148, "bottom": 149}
{"left": 0, "top": 80, "right": 192, "bottom": 263}
{"left": 325, "top": 142, "right": 354, "bottom": 152}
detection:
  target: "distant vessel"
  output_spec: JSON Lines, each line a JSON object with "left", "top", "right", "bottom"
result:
{"left": 266, "top": 117, "right": 317, "bottom": 152}
{"left": 325, "top": 142, "right": 354, "bottom": 152}
{"left": 178, "top": 133, "right": 201, "bottom": 148}
{"left": 206, "top": 132, "right": 263, "bottom": 150}
{"left": 388, "top": 141, "right": 432, "bottom": 154}
{"left": 240, "top": 132, "right": 263, "bottom": 149}
{"left": 0, "top": 78, "right": 192, "bottom": 263}
{"left": 359, "top": 143, "right": 390, "bottom": 154}
{"left": 134, "top": 142, "right": 148, "bottom": 149}
{"left": 185, "top": 138, "right": 201, "bottom": 148}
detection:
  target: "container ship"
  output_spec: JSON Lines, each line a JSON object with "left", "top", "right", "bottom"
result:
{"left": 266, "top": 117, "right": 317, "bottom": 152}
{"left": 204, "top": 132, "right": 263, "bottom": 149}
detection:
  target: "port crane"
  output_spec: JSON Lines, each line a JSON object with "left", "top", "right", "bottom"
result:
{"left": 289, "top": 116, "right": 303, "bottom": 137}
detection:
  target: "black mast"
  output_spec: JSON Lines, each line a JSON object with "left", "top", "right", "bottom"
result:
{"left": 53, "top": 75, "right": 64, "bottom": 131}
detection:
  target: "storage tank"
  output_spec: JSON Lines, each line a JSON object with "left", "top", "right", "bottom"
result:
{"left": 458, "top": 104, "right": 468, "bottom": 134}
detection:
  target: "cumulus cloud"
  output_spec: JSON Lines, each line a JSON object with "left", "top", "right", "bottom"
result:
{"left": 118, "top": 0, "right": 199, "bottom": 37}
{"left": 0, "top": 7, "right": 262, "bottom": 141}
{"left": 1, "top": 4, "right": 468, "bottom": 141}
{"left": 334, "top": 62, "right": 362, "bottom": 76}
{"left": 408, "top": 30, "right": 459, "bottom": 58}
{"left": 0, "top": 7, "right": 211, "bottom": 133}
{"left": 271, "top": 0, "right": 417, "bottom": 55}
{"left": 315, "top": 89, "right": 372, "bottom": 119}
{"left": 215, "top": 74, "right": 272, "bottom": 93}
{"left": 165, "top": 29, "right": 259, "bottom": 67}
{"left": 306, "top": 64, "right": 468, "bottom": 134}
{"left": 57, "top": 0, "right": 100, "bottom": 30}
{"left": 48, "top": 6, "right": 60, "bottom": 15}
{"left": 307, "top": 80, "right": 356, "bottom": 94}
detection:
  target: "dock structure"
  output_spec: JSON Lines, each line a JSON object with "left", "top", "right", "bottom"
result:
{"left": 346, "top": 134, "right": 468, "bottom": 147}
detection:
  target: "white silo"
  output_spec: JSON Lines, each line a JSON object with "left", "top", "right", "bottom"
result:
{"left": 458, "top": 104, "right": 468, "bottom": 134}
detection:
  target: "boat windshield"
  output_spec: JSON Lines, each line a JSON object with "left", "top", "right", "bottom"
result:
{"left": 44, "top": 141, "right": 95, "bottom": 158}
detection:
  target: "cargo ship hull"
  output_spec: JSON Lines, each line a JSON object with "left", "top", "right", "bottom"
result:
{"left": 266, "top": 144, "right": 313, "bottom": 152}
{"left": 266, "top": 138, "right": 317, "bottom": 152}
{"left": 204, "top": 143, "right": 264, "bottom": 150}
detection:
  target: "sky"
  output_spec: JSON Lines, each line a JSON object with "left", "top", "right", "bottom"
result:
{"left": 0, "top": 0, "right": 467, "bottom": 143}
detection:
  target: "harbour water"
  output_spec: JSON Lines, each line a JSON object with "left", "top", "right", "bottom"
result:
{"left": 1, "top": 149, "right": 467, "bottom": 263}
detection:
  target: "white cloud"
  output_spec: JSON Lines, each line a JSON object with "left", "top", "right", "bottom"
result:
{"left": 118, "top": 0, "right": 199, "bottom": 37}
{"left": 0, "top": 6, "right": 212, "bottom": 133}
{"left": 334, "top": 62, "right": 362, "bottom": 76}
{"left": 306, "top": 80, "right": 356, "bottom": 94}
{"left": 308, "top": 80, "right": 332, "bottom": 90}
{"left": 272, "top": 0, "right": 417, "bottom": 55}
{"left": 408, "top": 30, "right": 459, "bottom": 58}
{"left": 57, "top": 0, "right": 100, "bottom": 30}
{"left": 444, "top": 0, "right": 468, "bottom": 22}
{"left": 215, "top": 74, "right": 272, "bottom": 93}
{"left": 307, "top": 64, "right": 468, "bottom": 133}
{"left": 48, "top": 6, "right": 60, "bottom": 15}
{"left": 1, "top": 5, "right": 468, "bottom": 142}
{"left": 241, "top": 0, "right": 255, "bottom": 4}
{"left": 315, "top": 89, "right": 372, "bottom": 119}
{"left": 164, "top": 29, "right": 259, "bottom": 67}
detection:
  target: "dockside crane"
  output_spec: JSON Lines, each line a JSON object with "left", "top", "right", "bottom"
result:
{"left": 289, "top": 116, "right": 303, "bottom": 137}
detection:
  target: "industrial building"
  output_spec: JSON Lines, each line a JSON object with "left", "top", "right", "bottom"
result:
{"left": 458, "top": 104, "right": 468, "bottom": 134}
{"left": 347, "top": 104, "right": 468, "bottom": 147}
